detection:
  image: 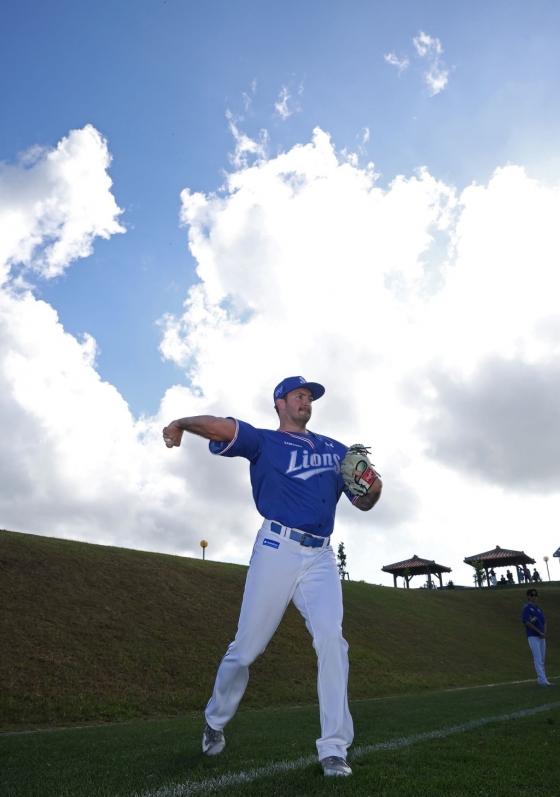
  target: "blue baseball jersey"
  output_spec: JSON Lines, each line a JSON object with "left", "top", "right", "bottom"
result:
{"left": 209, "top": 419, "right": 355, "bottom": 537}
{"left": 522, "top": 604, "right": 546, "bottom": 637}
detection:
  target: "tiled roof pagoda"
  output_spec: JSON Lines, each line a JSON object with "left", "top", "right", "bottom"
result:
{"left": 382, "top": 555, "right": 451, "bottom": 588}
{"left": 463, "top": 546, "right": 535, "bottom": 568}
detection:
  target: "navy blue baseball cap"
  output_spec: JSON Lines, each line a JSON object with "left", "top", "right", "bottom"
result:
{"left": 273, "top": 376, "right": 325, "bottom": 404}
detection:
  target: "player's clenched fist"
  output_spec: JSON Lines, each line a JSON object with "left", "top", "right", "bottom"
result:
{"left": 162, "top": 420, "right": 183, "bottom": 448}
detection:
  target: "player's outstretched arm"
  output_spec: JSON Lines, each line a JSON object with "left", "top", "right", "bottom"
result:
{"left": 162, "top": 416, "right": 236, "bottom": 447}
{"left": 353, "top": 477, "right": 382, "bottom": 512}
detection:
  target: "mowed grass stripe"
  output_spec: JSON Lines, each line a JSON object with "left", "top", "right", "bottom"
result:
{"left": 133, "top": 700, "right": 560, "bottom": 797}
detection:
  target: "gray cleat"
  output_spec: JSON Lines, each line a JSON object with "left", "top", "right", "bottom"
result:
{"left": 321, "top": 756, "right": 353, "bottom": 777}
{"left": 202, "top": 722, "right": 225, "bottom": 755}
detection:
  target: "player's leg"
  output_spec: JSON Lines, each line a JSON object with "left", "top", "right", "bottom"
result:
{"left": 538, "top": 638, "right": 550, "bottom": 683}
{"left": 205, "top": 527, "right": 302, "bottom": 733}
{"left": 292, "top": 546, "right": 353, "bottom": 764}
{"left": 528, "top": 636, "right": 547, "bottom": 684}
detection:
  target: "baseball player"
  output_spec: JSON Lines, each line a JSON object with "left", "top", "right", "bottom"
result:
{"left": 522, "top": 588, "right": 553, "bottom": 686}
{"left": 162, "top": 376, "right": 382, "bottom": 777}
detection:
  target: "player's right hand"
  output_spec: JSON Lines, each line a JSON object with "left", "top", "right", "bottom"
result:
{"left": 162, "top": 421, "right": 183, "bottom": 448}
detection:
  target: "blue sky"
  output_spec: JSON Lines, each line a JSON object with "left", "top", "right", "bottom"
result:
{"left": 3, "top": 0, "right": 560, "bottom": 416}
{"left": 2, "top": 0, "right": 560, "bottom": 583}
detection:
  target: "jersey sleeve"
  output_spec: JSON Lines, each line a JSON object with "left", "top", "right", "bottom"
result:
{"left": 521, "top": 605, "right": 531, "bottom": 624}
{"left": 208, "top": 419, "right": 263, "bottom": 462}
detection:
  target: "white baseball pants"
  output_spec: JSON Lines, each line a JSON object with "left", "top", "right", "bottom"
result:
{"left": 528, "top": 636, "right": 548, "bottom": 684}
{"left": 205, "top": 521, "right": 353, "bottom": 760}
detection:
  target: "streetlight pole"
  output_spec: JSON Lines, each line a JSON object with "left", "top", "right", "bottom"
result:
{"left": 200, "top": 540, "right": 208, "bottom": 560}
{"left": 544, "top": 556, "right": 550, "bottom": 581}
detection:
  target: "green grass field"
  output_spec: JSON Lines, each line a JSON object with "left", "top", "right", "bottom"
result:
{"left": 1, "top": 529, "right": 559, "bottom": 732}
{"left": 1, "top": 680, "right": 559, "bottom": 797}
{"left": 2, "top": 530, "right": 560, "bottom": 794}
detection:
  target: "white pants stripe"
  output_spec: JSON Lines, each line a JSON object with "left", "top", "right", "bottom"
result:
{"left": 205, "top": 522, "right": 353, "bottom": 760}
{"left": 528, "top": 636, "right": 548, "bottom": 684}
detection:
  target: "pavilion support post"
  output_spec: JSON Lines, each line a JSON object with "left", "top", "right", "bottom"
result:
{"left": 406, "top": 576, "right": 410, "bottom": 589}
{"left": 393, "top": 574, "right": 397, "bottom": 588}
{"left": 484, "top": 566, "right": 489, "bottom": 587}
{"left": 438, "top": 572, "right": 443, "bottom": 589}
{"left": 516, "top": 567, "right": 521, "bottom": 584}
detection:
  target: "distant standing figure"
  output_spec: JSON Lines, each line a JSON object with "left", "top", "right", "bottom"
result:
{"left": 519, "top": 568, "right": 525, "bottom": 584}
{"left": 522, "top": 589, "right": 553, "bottom": 686}
{"left": 533, "top": 569, "right": 542, "bottom": 582}
{"left": 524, "top": 567, "right": 532, "bottom": 583}
{"left": 490, "top": 570, "right": 497, "bottom": 587}
{"left": 507, "top": 569, "right": 514, "bottom": 584}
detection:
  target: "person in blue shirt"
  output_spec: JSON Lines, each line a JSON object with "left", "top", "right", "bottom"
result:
{"left": 522, "top": 589, "right": 553, "bottom": 686}
{"left": 162, "top": 376, "right": 383, "bottom": 777}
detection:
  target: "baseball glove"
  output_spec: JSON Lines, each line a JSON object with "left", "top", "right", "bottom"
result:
{"left": 340, "top": 444, "right": 379, "bottom": 496}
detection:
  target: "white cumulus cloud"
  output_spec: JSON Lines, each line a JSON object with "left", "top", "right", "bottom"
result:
{"left": 0, "top": 126, "right": 265, "bottom": 563}
{"left": 412, "top": 31, "right": 449, "bottom": 96}
{"left": 274, "top": 85, "right": 301, "bottom": 120}
{"left": 384, "top": 52, "right": 409, "bottom": 74}
{"left": 412, "top": 31, "right": 442, "bottom": 59}
{"left": 0, "top": 125, "right": 124, "bottom": 284}
{"left": 226, "top": 110, "right": 269, "bottom": 169}
{"left": 2, "top": 124, "right": 560, "bottom": 587}
{"left": 386, "top": 32, "right": 449, "bottom": 96}
{"left": 158, "top": 128, "right": 560, "bottom": 583}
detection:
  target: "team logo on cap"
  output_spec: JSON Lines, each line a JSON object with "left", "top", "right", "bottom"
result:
{"left": 274, "top": 385, "right": 284, "bottom": 398}
{"left": 299, "top": 377, "right": 306, "bottom": 383}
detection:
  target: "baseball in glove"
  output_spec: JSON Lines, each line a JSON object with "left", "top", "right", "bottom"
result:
{"left": 340, "top": 444, "right": 379, "bottom": 496}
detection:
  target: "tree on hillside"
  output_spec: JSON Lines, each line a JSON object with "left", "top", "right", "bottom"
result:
{"left": 471, "top": 559, "right": 487, "bottom": 588}
{"left": 337, "top": 542, "right": 349, "bottom": 580}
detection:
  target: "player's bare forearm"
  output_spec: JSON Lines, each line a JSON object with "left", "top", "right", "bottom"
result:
{"left": 162, "top": 416, "right": 236, "bottom": 447}
{"left": 354, "top": 479, "right": 382, "bottom": 512}
{"left": 525, "top": 621, "right": 545, "bottom": 637}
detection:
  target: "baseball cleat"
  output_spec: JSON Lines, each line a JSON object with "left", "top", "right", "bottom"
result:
{"left": 202, "top": 722, "right": 225, "bottom": 755}
{"left": 321, "top": 756, "right": 353, "bottom": 777}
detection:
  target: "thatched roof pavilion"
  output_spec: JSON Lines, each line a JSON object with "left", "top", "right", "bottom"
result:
{"left": 382, "top": 554, "right": 452, "bottom": 589}
{"left": 463, "top": 545, "right": 535, "bottom": 586}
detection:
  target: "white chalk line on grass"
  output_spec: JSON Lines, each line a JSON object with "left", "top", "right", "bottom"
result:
{"left": 134, "top": 700, "right": 560, "bottom": 797}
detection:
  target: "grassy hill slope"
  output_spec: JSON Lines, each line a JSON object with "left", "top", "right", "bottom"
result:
{"left": 1, "top": 529, "right": 559, "bottom": 731}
